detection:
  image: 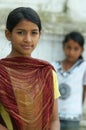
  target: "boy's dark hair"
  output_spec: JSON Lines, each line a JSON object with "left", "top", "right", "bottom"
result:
{"left": 6, "top": 7, "right": 42, "bottom": 32}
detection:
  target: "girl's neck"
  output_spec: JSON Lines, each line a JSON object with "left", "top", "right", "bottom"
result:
{"left": 62, "top": 59, "right": 78, "bottom": 71}
{"left": 7, "top": 52, "right": 31, "bottom": 58}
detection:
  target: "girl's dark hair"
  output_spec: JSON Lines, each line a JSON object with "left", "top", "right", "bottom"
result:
{"left": 63, "top": 31, "right": 85, "bottom": 59}
{"left": 6, "top": 7, "right": 42, "bottom": 32}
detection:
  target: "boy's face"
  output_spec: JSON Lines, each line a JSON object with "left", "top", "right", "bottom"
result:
{"left": 63, "top": 39, "right": 83, "bottom": 62}
{"left": 5, "top": 19, "right": 41, "bottom": 57}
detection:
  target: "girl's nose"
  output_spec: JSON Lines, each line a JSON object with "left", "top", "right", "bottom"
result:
{"left": 24, "top": 34, "right": 32, "bottom": 42}
{"left": 70, "top": 49, "right": 75, "bottom": 54}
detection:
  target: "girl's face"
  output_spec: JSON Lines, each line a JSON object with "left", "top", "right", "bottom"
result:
{"left": 5, "top": 19, "right": 41, "bottom": 57}
{"left": 63, "top": 39, "right": 83, "bottom": 62}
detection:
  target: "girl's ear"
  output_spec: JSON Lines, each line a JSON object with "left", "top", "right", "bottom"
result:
{"left": 5, "top": 29, "right": 12, "bottom": 41}
{"left": 82, "top": 48, "right": 84, "bottom": 53}
{"left": 80, "top": 48, "right": 84, "bottom": 55}
{"left": 39, "top": 31, "right": 41, "bottom": 38}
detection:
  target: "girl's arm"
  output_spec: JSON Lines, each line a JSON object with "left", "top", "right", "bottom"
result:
{"left": 50, "top": 99, "right": 60, "bottom": 130}
{"left": 0, "top": 124, "right": 7, "bottom": 130}
{"left": 83, "top": 70, "right": 86, "bottom": 104}
{"left": 82, "top": 85, "right": 86, "bottom": 104}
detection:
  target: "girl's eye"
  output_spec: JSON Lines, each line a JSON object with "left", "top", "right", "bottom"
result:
{"left": 17, "top": 31, "right": 25, "bottom": 35}
{"left": 66, "top": 46, "right": 71, "bottom": 50}
{"left": 74, "top": 48, "right": 79, "bottom": 51}
{"left": 32, "top": 31, "right": 38, "bottom": 35}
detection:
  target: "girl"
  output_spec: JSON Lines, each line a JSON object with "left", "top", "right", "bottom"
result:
{"left": 52, "top": 31, "right": 86, "bottom": 130}
{"left": 0, "top": 7, "right": 60, "bottom": 130}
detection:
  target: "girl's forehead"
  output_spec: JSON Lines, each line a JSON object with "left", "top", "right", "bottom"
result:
{"left": 65, "top": 39, "right": 81, "bottom": 46}
{"left": 14, "top": 19, "right": 39, "bottom": 30}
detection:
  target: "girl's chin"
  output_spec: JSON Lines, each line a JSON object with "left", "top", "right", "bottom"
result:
{"left": 67, "top": 59, "right": 77, "bottom": 63}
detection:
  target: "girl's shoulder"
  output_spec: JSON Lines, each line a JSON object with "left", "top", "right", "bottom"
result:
{"left": 80, "top": 60, "right": 86, "bottom": 67}
{"left": 51, "top": 60, "right": 62, "bottom": 70}
{"left": 51, "top": 60, "right": 61, "bottom": 66}
{"left": 74, "top": 60, "right": 86, "bottom": 73}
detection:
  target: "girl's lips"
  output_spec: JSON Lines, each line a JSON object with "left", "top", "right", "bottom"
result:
{"left": 22, "top": 45, "right": 32, "bottom": 49}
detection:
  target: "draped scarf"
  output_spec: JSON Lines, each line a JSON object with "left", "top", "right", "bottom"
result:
{"left": 0, "top": 57, "right": 54, "bottom": 130}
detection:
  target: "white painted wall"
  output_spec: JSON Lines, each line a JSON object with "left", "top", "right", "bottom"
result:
{"left": 0, "top": 31, "right": 11, "bottom": 59}
{"left": 0, "top": 0, "right": 66, "bottom": 12}
{"left": 0, "top": 0, "right": 86, "bottom": 20}
{"left": 32, "top": 33, "right": 65, "bottom": 62}
{"left": 67, "top": 0, "right": 86, "bottom": 22}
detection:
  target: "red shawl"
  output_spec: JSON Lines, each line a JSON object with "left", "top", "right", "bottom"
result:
{"left": 0, "top": 57, "right": 54, "bottom": 130}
